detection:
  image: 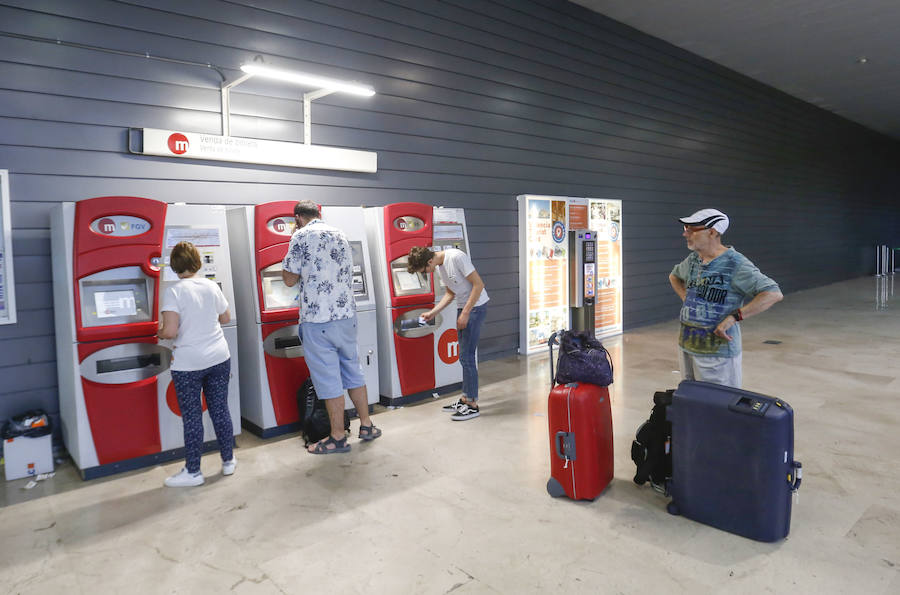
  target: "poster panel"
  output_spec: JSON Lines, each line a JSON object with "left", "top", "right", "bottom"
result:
{"left": 589, "top": 199, "right": 623, "bottom": 338}
{"left": 0, "top": 170, "right": 16, "bottom": 325}
{"left": 518, "top": 196, "right": 569, "bottom": 353}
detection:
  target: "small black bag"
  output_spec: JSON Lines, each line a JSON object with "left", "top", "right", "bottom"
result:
{"left": 297, "top": 379, "right": 350, "bottom": 446}
{"left": 2, "top": 410, "right": 52, "bottom": 439}
{"left": 554, "top": 330, "right": 614, "bottom": 387}
{"left": 631, "top": 390, "right": 674, "bottom": 493}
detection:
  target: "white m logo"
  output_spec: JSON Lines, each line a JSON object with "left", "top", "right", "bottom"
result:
{"left": 445, "top": 340, "right": 459, "bottom": 359}
{"left": 174, "top": 140, "right": 189, "bottom": 152}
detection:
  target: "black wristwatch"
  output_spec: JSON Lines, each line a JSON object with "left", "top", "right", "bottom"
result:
{"left": 730, "top": 308, "right": 743, "bottom": 322}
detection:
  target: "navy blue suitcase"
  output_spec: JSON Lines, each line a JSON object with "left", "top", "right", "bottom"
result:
{"left": 666, "top": 380, "right": 802, "bottom": 542}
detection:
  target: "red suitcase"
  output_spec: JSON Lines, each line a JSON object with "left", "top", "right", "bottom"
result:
{"left": 546, "top": 333, "right": 614, "bottom": 501}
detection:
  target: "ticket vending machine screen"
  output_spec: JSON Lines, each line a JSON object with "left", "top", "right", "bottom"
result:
{"left": 350, "top": 241, "right": 368, "bottom": 300}
{"left": 78, "top": 267, "right": 153, "bottom": 327}
{"left": 260, "top": 263, "right": 299, "bottom": 311}
{"left": 390, "top": 256, "right": 428, "bottom": 297}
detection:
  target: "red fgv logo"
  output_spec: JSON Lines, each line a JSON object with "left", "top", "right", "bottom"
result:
{"left": 438, "top": 329, "right": 460, "bottom": 364}
{"left": 97, "top": 218, "right": 116, "bottom": 234}
{"left": 167, "top": 133, "right": 189, "bottom": 155}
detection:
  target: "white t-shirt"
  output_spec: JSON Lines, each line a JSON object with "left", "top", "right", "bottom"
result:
{"left": 437, "top": 249, "right": 489, "bottom": 310}
{"left": 161, "top": 277, "right": 230, "bottom": 371}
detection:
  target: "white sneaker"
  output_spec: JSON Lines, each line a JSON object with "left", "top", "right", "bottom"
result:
{"left": 451, "top": 403, "right": 480, "bottom": 421}
{"left": 222, "top": 457, "right": 236, "bottom": 476}
{"left": 442, "top": 398, "right": 465, "bottom": 412}
{"left": 164, "top": 468, "right": 204, "bottom": 487}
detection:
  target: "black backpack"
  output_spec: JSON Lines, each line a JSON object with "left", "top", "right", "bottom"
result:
{"left": 631, "top": 389, "right": 674, "bottom": 494}
{"left": 297, "top": 379, "right": 350, "bottom": 447}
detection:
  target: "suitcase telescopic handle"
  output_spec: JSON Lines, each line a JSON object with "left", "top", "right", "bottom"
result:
{"left": 788, "top": 461, "right": 802, "bottom": 491}
{"left": 548, "top": 332, "right": 560, "bottom": 389}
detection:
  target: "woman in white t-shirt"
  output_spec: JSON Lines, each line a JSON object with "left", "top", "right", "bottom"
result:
{"left": 407, "top": 246, "right": 489, "bottom": 421}
{"left": 157, "top": 241, "right": 235, "bottom": 487}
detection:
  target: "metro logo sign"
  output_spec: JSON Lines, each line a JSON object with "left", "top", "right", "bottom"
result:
{"left": 133, "top": 128, "right": 377, "bottom": 173}
{"left": 97, "top": 218, "right": 116, "bottom": 234}
{"left": 438, "top": 329, "right": 460, "bottom": 364}
{"left": 89, "top": 216, "right": 151, "bottom": 237}
{"left": 167, "top": 133, "right": 189, "bottom": 154}
{"left": 266, "top": 217, "right": 296, "bottom": 236}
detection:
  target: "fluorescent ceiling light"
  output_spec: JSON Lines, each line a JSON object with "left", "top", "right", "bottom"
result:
{"left": 240, "top": 64, "right": 375, "bottom": 96}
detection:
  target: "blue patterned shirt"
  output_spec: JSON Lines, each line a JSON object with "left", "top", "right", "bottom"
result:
{"left": 671, "top": 248, "right": 779, "bottom": 357}
{"left": 282, "top": 219, "right": 356, "bottom": 323}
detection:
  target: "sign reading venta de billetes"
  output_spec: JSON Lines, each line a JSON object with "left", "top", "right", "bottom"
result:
{"left": 132, "top": 128, "right": 377, "bottom": 173}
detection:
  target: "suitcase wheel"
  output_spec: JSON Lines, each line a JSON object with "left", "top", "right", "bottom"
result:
{"left": 546, "top": 477, "right": 566, "bottom": 498}
{"left": 666, "top": 501, "right": 681, "bottom": 516}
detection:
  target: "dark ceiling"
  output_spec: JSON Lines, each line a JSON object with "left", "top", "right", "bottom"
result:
{"left": 571, "top": 0, "right": 900, "bottom": 141}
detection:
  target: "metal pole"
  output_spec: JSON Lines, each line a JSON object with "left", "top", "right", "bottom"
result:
{"left": 876, "top": 244, "right": 882, "bottom": 276}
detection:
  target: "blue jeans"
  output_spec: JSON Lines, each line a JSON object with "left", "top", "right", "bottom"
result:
{"left": 458, "top": 304, "right": 488, "bottom": 403}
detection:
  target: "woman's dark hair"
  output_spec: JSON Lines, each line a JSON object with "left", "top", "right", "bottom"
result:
{"left": 293, "top": 200, "right": 321, "bottom": 220}
{"left": 407, "top": 245, "right": 434, "bottom": 273}
{"left": 170, "top": 241, "right": 202, "bottom": 275}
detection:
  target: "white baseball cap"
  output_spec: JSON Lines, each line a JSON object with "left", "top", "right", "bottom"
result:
{"left": 679, "top": 208, "right": 729, "bottom": 234}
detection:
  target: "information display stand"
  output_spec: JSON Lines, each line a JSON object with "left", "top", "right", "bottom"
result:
{"left": 518, "top": 195, "right": 622, "bottom": 355}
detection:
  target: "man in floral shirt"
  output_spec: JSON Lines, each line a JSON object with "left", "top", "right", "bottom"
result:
{"left": 282, "top": 200, "right": 382, "bottom": 454}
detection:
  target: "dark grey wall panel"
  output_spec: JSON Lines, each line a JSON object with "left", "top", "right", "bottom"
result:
{"left": 0, "top": 0, "right": 898, "bottom": 428}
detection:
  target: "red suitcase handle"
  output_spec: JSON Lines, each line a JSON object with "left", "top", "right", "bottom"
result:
{"left": 555, "top": 431, "right": 576, "bottom": 463}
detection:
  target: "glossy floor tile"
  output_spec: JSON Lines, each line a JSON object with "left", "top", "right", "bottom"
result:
{"left": 1, "top": 275, "right": 898, "bottom": 594}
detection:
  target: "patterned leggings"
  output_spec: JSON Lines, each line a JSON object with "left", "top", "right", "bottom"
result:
{"left": 171, "top": 358, "right": 233, "bottom": 474}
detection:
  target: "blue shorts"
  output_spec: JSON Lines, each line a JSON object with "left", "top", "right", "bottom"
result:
{"left": 301, "top": 316, "right": 365, "bottom": 399}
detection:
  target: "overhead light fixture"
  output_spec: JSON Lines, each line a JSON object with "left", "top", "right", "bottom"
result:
{"left": 857, "top": 57, "right": 868, "bottom": 64}
{"left": 239, "top": 64, "right": 375, "bottom": 96}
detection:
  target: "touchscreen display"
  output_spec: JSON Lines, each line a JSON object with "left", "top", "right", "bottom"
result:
{"left": 94, "top": 290, "right": 137, "bottom": 318}
{"left": 394, "top": 270, "right": 423, "bottom": 292}
{"left": 261, "top": 265, "right": 299, "bottom": 310}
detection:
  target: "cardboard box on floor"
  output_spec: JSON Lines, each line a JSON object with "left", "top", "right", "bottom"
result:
{"left": 4, "top": 434, "right": 54, "bottom": 481}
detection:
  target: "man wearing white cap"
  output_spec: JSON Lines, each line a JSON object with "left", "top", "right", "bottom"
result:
{"left": 668, "top": 209, "right": 783, "bottom": 388}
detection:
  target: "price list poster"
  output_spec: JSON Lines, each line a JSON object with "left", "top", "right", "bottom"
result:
{"left": 589, "top": 199, "right": 623, "bottom": 338}
{"left": 518, "top": 195, "right": 570, "bottom": 354}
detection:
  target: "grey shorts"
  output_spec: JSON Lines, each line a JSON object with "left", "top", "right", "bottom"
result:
{"left": 678, "top": 349, "right": 742, "bottom": 388}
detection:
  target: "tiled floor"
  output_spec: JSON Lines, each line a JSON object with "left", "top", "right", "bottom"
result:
{"left": 1, "top": 275, "right": 898, "bottom": 593}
